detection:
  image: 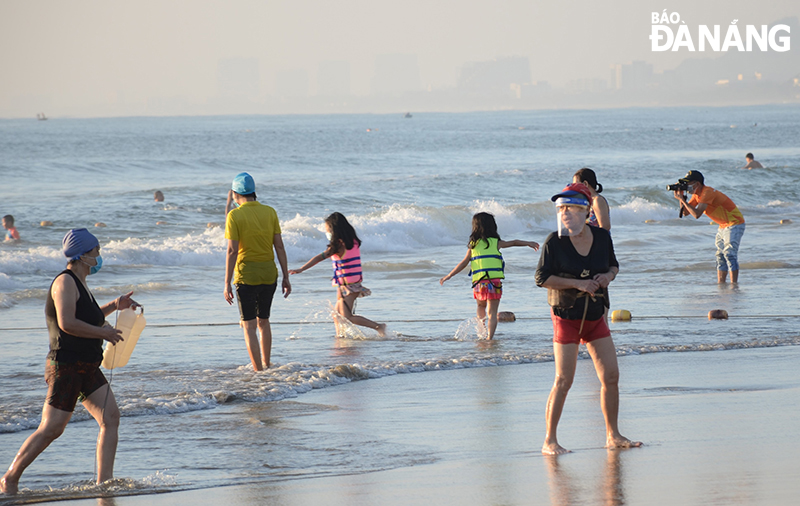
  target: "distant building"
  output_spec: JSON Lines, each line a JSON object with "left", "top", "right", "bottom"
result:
{"left": 217, "top": 59, "right": 260, "bottom": 100}
{"left": 317, "top": 61, "right": 351, "bottom": 97}
{"left": 610, "top": 61, "right": 653, "bottom": 90}
{"left": 458, "top": 57, "right": 532, "bottom": 96}
{"left": 566, "top": 78, "right": 608, "bottom": 94}
{"left": 371, "top": 54, "right": 421, "bottom": 96}
{"left": 275, "top": 69, "right": 309, "bottom": 98}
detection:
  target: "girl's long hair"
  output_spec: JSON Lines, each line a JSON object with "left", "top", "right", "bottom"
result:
{"left": 468, "top": 212, "right": 500, "bottom": 249}
{"left": 325, "top": 212, "right": 361, "bottom": 253}
{"left": 573, "top": 167, "right": 603, "bottom": 193}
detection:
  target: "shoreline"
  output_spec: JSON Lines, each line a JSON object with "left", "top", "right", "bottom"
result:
{"left": 6, "top": 344, "right": 800, "bottom": 506}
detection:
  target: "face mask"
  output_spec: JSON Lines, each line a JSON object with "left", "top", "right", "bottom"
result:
{"left": 556, "top": 205, "right": 589, "bottom": 238}
{"left": 325, "top": 232, "right": 333, "bottom": 241}
{"left": 81, "top": 255, "right": 103, "bottom": 275}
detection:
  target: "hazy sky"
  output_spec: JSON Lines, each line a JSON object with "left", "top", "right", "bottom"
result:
{"left": 1, "top": 0, "right": 797, "bottom": 116}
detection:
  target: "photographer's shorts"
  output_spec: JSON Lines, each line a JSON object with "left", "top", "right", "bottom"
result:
{"left": 45, "top": 360, "right": 108, "bottom": 412}
{"left": 551, "top": 312, "right": 610, "bottom": 345}
{"left": 236, "top": 282, "right": 277, "bottom": 321}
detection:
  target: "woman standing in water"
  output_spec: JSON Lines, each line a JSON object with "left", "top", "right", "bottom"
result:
{"left": 535, "top": 184, "right": 639, "bottom": 455}
{"left": 573, "top": 168, "right": 610, "bottom": 231}
{"left": 1, "top": 229, "right": 139, "bottom": 495}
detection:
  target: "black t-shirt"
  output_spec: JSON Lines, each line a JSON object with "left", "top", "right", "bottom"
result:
{"left": 535, "top": 227, "right": 618, "bottom": 321}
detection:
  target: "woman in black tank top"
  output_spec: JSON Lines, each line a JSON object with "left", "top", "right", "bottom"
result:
{"left": 1, "top": 229, "right": 139, "bottom": 495}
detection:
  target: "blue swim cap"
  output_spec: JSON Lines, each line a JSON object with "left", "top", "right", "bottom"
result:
{"left": 63, "top": 228, "right": 99, "bottom": 261}
{"left": 232, "top": 172, "right": 255, "bottom": 195}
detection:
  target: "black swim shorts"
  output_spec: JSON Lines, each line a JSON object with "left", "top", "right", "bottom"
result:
{"left": 45, "top": 360, "right": 108, "bottom": 412}
{"left": 235, "top": 282, "right": 277, "bottom": 321}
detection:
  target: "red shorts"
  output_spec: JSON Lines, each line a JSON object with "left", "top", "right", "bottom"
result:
{"left": 473, "top": 279, "right": 502, "bottom": 301}
{"left": 551, "top": 312, "right": 610, "bottom": 345}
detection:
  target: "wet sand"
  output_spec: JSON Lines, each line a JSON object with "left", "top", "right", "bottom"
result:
{"left": 14, "top": 344, "right": 800, "bottom": 506}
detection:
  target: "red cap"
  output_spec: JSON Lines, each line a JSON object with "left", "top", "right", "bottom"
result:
{"left": 551, "top": 182, "right": 592, "bottom": 202}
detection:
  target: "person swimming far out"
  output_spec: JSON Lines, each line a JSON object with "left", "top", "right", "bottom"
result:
{"left": 439, "top": 212, "right": 539, "bottom": 340}
{"left": 743, "top": 153, "right": 764, "bottom": 169}
{"left": 290, "top": 212, "right": 386, "bottom": 337}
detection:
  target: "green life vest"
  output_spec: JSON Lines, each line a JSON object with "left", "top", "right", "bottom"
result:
{"left": 469, "top": 237, "right": 505, "bottom": 284}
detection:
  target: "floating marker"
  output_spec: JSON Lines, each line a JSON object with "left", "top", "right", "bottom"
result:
{"left": 708, "top": 309, "right": 728, "bottom": 320}
{"left": 94, "top": 222, "right": 106, "bottom": 227}
{"left": 40, "top": 221, "right": 53, "bottom": 227}
{"left": 611, "top": 309, "right": 631, "bottom": 321}
{"left": 156, "top": 221, "right": 167, "bottom": 225}
{"left": 498, "top": 311, "right": 516, "bottom": 322}
{"left": 780, "top": 219, "right": 792, "bottom": 225}
{"left": 644, "top": 219, "right": 656, "bottom": 224}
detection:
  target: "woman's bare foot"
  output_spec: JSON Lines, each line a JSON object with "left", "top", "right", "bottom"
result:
{"left": 542, "top": 440, "right": 571, "bottom": 455}
{"left": 1, "top": 474, "right": 19, "bottom": 495}
{"left": 606, "top": 435, "right": 642, "bottom": 449}
{"left": 376, "top": 323, "right": 386, "bottom": 337}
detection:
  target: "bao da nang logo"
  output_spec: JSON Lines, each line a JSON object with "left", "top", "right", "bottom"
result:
{"left": 650, "top": 11, "right": 790, "bottom": 52}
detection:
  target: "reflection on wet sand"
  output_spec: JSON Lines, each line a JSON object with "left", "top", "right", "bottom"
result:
{"left": 545, "top": 449, "right": 625, "bottom": 506}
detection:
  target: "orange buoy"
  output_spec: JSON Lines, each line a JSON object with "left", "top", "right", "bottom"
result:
{"left": 40, "top": 221, "right": 53, "bottom": 227}
{"left": 94, "top": 222, "right": 106, "bottom": 227}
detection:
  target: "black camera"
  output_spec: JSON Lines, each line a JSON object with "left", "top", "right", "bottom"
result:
{"left": 666, "top": 182, "right": 688, "bottom": 192}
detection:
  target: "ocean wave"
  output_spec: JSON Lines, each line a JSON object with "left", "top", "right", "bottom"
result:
{"left": 3, "top": 338, "right": 798, "bottom": 434}
{"left": 0, "top": 199, "right": 763, "bottom": 277}
{"left": 5, "top": 471, "right": 179, "bottom": 503}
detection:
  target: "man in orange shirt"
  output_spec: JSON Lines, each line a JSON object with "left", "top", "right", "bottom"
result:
{"left": 674, "top": 171, "right": 745, "bottom": 283}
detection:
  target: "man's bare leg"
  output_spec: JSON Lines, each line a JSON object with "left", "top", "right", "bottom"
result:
{"left": 730, "top": 270, "right": 739, "bottom": 283}
{"left": 717, "top": 270, "right": 728, "bottom": 283}
{"left": 82, "top": 384, "right": 120, "bottom": 483}
{"left": 543, "top": 342, "right": 579, "bottom": 455}
{"left": 242, "top": 319, "right": 263, "bottom": 371}
{"left": 1, "top": 404, "right": 72, "bottom": 495}
{"left": 256, "top": 318, "right": 273, "bottom": 368}
{"left": 585, "top": 336, "right": 642, "bottom": 449}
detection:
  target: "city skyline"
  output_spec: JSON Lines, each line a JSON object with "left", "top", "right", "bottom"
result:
{"left": 1, "top": 0, "right": 797, "bottom": 117}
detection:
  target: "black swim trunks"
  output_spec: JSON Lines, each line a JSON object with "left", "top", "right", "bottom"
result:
{"left": 45, "top": 360, "right": 108, "bottom": 412}
{"left": 235, "top": 282, "right": 277, "bottom": 321}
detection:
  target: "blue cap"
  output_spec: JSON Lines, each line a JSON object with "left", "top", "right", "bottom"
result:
{"left": 232, "top": 172, "right": 255, "bottom": 195}
{"left": 63, "top": 228, "right": 99, "bottom": 260}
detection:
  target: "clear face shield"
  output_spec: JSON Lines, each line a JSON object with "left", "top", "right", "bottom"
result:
{"left": 555, "top": 197, "right": 590, "bottom": 238}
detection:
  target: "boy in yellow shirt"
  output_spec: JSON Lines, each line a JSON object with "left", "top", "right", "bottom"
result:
{"left": 224, "top": 173, "right": 291, "bottom": 370}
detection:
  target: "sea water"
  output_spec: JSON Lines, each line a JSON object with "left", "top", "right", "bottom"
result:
{"left": 1, "top": 106, "right": 799, "bottom": 500}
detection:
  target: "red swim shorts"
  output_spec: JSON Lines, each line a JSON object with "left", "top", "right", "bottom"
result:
{"left": 551, "top": 312, "right": 610, "bottom": 345}
{"left": 473, "top": 279, "right": 502, "bottom": 301}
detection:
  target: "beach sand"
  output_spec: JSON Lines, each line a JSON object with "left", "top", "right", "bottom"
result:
{"left": 12, "top": 344, "right": 800, "bottom": 506}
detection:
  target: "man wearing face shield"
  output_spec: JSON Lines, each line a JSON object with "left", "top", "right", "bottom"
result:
{"left": 1, "top": 229, "right": 139, "bottom": 495}
{"left": 535, "top": 183, "right": 640, "bottom": 455}
{"left": 673, "top": 170, "right": 745, "bottom": 284}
